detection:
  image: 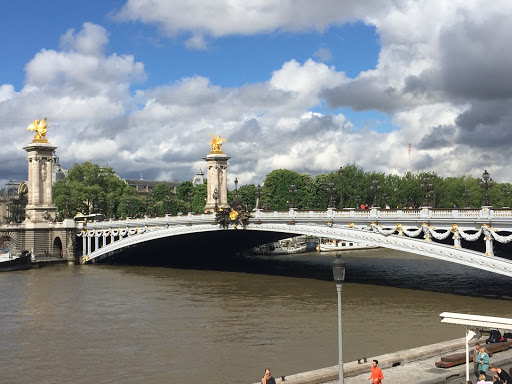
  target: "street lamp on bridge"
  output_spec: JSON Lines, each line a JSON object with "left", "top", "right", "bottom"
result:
{"left": 338, "top": 166, "right": 343, "bottom": 209}
{"left": 213, "top": 188, "right": 219, "bottom": 212}
{"left": 126, "top": 199, "right": 131, "bottom": 218}
{"left": 289, "top": 184, "right": 297, "bottom": 209}
{"left": 256, "top": 184, "right": 262, "bottom": 210}
{"left": 166, "top": 195, "right": 171, "bottom": 215}
{"left": 370, "top": 178, "right": 380, "bottom": 207}
{"left": 463, "top": 187, "right": 471, "bottom": 209}
{"left": 502, "top": 186, "right": 510, "bottom": 208}
{"left": 421, "top": 174, "right": 434, "bottom": 207}
{"left": 332, "top": 254, "right": 346, "bottom": 384}
{"left": 354, "top": 194, "right": 361, "bottom": 210}
{"left": 480, "top": 170, "right": 495, "bottom": 207}
{"left": 327, "top": 181, "right": 336, "bottom": 209}
{"left": 188, "top": 192, "right": 194, "bottom": 213}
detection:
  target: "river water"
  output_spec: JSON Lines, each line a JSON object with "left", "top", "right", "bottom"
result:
{"left": 0, "top": 249, "right": 511, "bottom": 384}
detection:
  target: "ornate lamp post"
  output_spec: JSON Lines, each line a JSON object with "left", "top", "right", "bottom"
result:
{"left": 332, "top": 254, "right": 347, "bottom": 384}
{"left": 370, "top": 178, "right": 380, "bottom": 207}
{"left": 166, "top": 195, "right": 171, "bottom": 215}
{"left": 256, "top": 184, "right": 262, "bottom": 209}
{"left": 213, "top": 188, "right": 220, "bottom": 212}
{"left": 338, "top": 166, "right": 344, "bottom": 209}
{"left": 327, "top": 181, "right": 336, "bottom": 209}
{"left": 502, "top": 186, "right": 510, "bottom": 208}
{"left": 382, "top": 192, "right": 388, "bottom": 208}
{"left": 289, "top": 184, "right": 297, "bottom": 209}
{"left": 188, "top": 192, "right": 194, "bottom": 213}
{"left": 463, "top": 187, "right": 471, "bottom": 209}
{"left": 354, "top": 194, "right": 361, "bottom": 210}
{"left": 65, "top": 196, "right": 72, "bottom": 219}
{"left": 234, "top": 177, "right": 239, "bottom": 197}
{"left": 480, "top": 170, "right": 495, "bottom": 206}
{"left": 109, "top": 202, "right": 115, "bottom": 219}
{"left": 421, "top": 174, "right": 433, "bottom": 207}
{"left": 145, "top": 195, "right": 150, "bottom": 216}
{"left": 126, "top": 199, "right": 131, "bottom": 218}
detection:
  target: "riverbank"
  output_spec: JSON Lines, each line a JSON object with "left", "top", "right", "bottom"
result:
{"left": 253, "top": 337, "right": 512, "bottom": 384}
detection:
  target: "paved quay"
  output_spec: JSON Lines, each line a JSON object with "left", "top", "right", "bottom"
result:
{"left": 252, "top": 338, "right": 512, "bottom": 384}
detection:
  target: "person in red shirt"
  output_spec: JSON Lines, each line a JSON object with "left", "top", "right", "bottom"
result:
{"left": 368, "top": 359, "right": 384, "bottom": 384}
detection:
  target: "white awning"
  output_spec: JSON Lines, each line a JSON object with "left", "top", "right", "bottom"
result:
{"left": 440, "top": 312, "right": 512, "bottom": 383}
{"left": 440, "top": 312, "right": 512, "bottom": 331}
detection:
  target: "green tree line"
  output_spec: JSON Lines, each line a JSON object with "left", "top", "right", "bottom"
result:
{"left": 52, "top": 162, "right": 512, "bottom": 219}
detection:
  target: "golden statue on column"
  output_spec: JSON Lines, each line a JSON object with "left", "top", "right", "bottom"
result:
{"left": 27, "top": 118, "right": 49, "bottom": 142}
{"left": 208, "top": 133, "right": 227, "bottom": 153}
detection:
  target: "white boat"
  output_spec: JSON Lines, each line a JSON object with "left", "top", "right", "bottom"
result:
{"left": 251, "top": 242, "right": 307, "bottom": 255}
{"left": 268, "top": 243, "right": 307, "bottom": 255}
{"left": 317, "top": 239, "right": 379, "bottom": 252}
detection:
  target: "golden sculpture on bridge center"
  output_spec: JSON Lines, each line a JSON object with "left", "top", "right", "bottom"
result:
{"left": 27, "top": 118, "right": 49, "bottom": 142}
{"left": 208, "top": 133, "right": 227, "bottom": 153}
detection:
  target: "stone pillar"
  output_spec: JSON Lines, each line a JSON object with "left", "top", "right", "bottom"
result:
{"left": 204, "top": 153, "right": 231, "bottom": 212}
{"left": 23, "top": 141, "right": 57, "bottom": 223}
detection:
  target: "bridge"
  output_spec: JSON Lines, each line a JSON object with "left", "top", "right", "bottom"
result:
{"left": 78, "top": 206, "right": 512, "bottom": 277}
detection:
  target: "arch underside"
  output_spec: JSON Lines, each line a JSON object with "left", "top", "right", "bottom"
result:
{"left": 82, "top": 223, "right": 512, "bottom": 277}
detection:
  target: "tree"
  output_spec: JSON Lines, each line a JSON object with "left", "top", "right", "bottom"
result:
{"left": 261, "top": 169, "right": 309, "bottom": 210}
{"left": 53, "top": 162, "right": 136, "bottom": 219}
{"left": 4, "top": 191, "right": 27, "bottom": 223}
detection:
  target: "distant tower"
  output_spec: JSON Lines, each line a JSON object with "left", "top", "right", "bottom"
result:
{"left": 204, "top": 134, "right": 229, "bottom": 211}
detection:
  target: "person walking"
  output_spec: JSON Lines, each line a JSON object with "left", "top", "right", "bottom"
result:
{"left": 368, "top": 359, "right": 384, "bottom": 384}
{"left": 261, "top": 368, "right": 276, "bottom": 384}
{"left": 473, "top": 343, "right": 481, "bottom": 379}
{"left": 490, "top": 364, "right": 512, "bottom": 384}
{"left": 477, "top": 346, "right": 490, "bottom": 378}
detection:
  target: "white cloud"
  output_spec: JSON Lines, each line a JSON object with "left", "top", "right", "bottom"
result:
{"left": 3, "top": 1, "right": 512, "bottom": 187}
{"left": 116, "top": 0, "right": 391, "bottom": 38}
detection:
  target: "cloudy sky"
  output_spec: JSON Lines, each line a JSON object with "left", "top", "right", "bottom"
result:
{"left": 1, "top": 0, "right": 511, "bottom": 187}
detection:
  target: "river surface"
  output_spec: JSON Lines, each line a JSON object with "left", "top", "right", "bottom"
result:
{"left": 0, "top": 249, "right": 511, "bottom": 384}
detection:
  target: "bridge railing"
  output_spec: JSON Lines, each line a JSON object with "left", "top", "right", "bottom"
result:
{"left": 77, "top": 206, "right": 512, "bottom": 232}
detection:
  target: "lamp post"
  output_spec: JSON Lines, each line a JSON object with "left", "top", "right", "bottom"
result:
{"left": 370, "top": 178, "right": 380, "bottom": 207}
{"left": 188, "top": 192, "right": 194, "bottom": 213}
{"left": 109, "top": 202, "right": 115, "bottom": 219}
{"left": 65, "top": 196, "right": 72, "bottom": 219}
{"left": 126, "top": 199, "right": 131, "bottom": 218}
{"left": 480, "top": 170, "right": 495, "bottom": 206}
{"left": 502, "top": 186, "right": 510, "bottom": 208}
{"left": 289, "top": 184, "right": 297, "bottom": 209}
{"left": 213, "top": 188, "right": 219, "bottom": 212}
{"left": 234, "top": 177, "right": 239, "bottom": 197}
{"left": 327, "top": 181, "right": 336, "bottom": 209}
{"left": 256, "top": 184, "right": 262, "bottom": 210}
{"left": 354, "top": 194, "right": 361, "bottom": 210}
{"left": 338, "top": 166, "right": 343, "bottom": 209}
{"left": 166, "top": 195, "right": 171, "bottom": 215}
{"left": 146, "top": 195, "right": 150, "bottom": 216}
{"left": 332, "top": 253, "right": 346, "bottom": 384}
{"left": 463, "top": 187, "right": 471, "bottom": 208}
{"left": 421, "top": 174, "right": 433, "bottom": 207}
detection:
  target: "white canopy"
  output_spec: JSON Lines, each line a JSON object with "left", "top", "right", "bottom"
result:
{"left": 440, "top": 312, "right": 512, "bottom": 383}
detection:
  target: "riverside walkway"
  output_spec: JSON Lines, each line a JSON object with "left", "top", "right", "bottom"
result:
{"left": 253, "top": 338, "right": 512, "bottom": 384}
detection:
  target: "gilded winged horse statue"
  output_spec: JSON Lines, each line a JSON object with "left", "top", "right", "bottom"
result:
{"left": 27, "top": 118, "right": 48, "bottom": 141}
{"left": 208, "top": 133, "right": 227, "bottom": 152}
